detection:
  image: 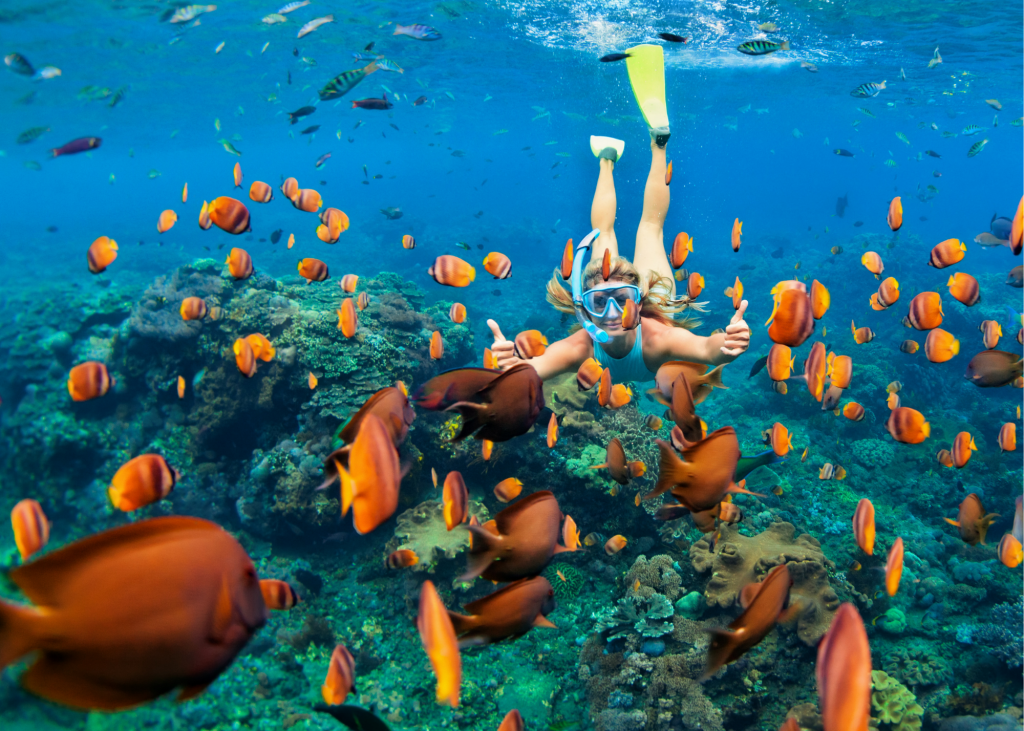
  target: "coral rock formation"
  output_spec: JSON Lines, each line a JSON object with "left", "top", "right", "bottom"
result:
{"left": 384, "top": 498, "right": 488, "bottom": 572}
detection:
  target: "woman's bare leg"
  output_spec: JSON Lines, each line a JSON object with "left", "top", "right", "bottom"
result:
{"left": 633, "top": 140, "right": 674, "bottom": 293}
{"left": 590, "top": 158, "right": 619, "bottom": 260}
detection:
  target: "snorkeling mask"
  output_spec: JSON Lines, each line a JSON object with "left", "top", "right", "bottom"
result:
{"left": 570, "top": 229, "right": 642, "bottom": 343}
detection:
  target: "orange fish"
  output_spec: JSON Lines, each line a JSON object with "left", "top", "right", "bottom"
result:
{"left": 803, "top": 342, "right": 827, "bottom": 402}
{"left": 608, "top": 383, "right": 632, "bottom": 409}
{"left": 826, "top": 352, "right": 852, "bottom": 389}
{"left": 281, "top": 177, "right": 299, "bottom": 201}
{"left": 816, "top": 603, "right": 872, "bottom": 731}
{"left": 904, "top": 291, "right": 943, "bottom": 330}
{"left": 850, "top": 319, "right": 875, "bottom": 344}
{"left": 340, "top": 274, "right": 358, "bottom": 293}
{"left": 11, "top": 498, "right": 49, "bottom": 561}
{"left": 108, "top": 454, "right": 179, "bottom": 513}
{"left": 68, "top": 361, "right": 112, "bottom": 401}
{"left": 157, "top": 209, "right": 177, "bottom": 234}
{"left": 546, "top": 412, "right": 558, "bottom": 448}
{"left": 671, "top": 232, "right": 692, "bottom": 268}
{"left": 842, "top": 402, "right": 865, "bottom": 421}
{"left": 852, "top": 498, "right": 875, "bottom": 555}
{"left": 998, "top": 422, "right": 1016, "bottom": 451}
{"left": 385, "top": 549, "right": 420, "bottom": 569}
{"left": 860, "top": 251, "right": 884, "bottom": 277}
{"left": 233, "top": 338, "right": 257, "bottom": 377}
{"left": 0, "top": 516, "right": 268, "bottom": 711}
{"left": 576, "top": 357, "right": 603, "bottom": 391}
{"left": 298, "top": 257, "right": 329, "bottom": 283}
{"left": 703, "top": 564, "right": 793, "bottom": 680}
{"left": 481, "top": 439, "right": 494, "bottom": 460}
{"left": 180, "top": 296, "right": 207, "bottom": 321}
{"left": 947, "top": 272, "right": 980, "bottom": 306}
{"left": 562, "top": 515, "right": 581, "bottom": 551}
{"left": 483, "top": 252, "right": 512, "bottom": 279}
{"left": 493, "top": 477, "right": 523, "bottom": 503}
{"left": 182, "top": 182, "right": 188, "bottom": 203}
{"left": 403, "top": 234, "right": 416, "bottom": 250}
{"left": 885, "top": 537, "right": 903, "bottom": 596}
{"left": 430, "top": 331, "right": 445, "bottom": 360}
{"left": 225, "top": 247, "right": 254, "bottom": 279}
{"left": 945, "top": 493, "right": 998, "bottom": 546}
{"left": 665, "top": 159, "right": 673, "bottom": 185}
{"left": 686, "top": 272, "right": 705, "bottom": 299}
{"left": 317, "top": 208, "right": 349, "bottom": 242}
{"left": 514, "top": 330, "right": 548, "bottom": 359}
{"left": 731, "top": 218, "right": 742, "bottom": 252}
{"left": 431, "top": 468, "right": 438, "bottom": 489}
{"left": 800, "top": 447, "right": 808, "bottom": 462}
{"left": 604, "top": 535, "right": 627, "bottom": 555}
{"left": 357, "top": 292, "right": 370, "bottom": 310}
{"left": 417, "top": 580, "right": 461, "bottom": 707}
{"left": 766, "top": 344, "right": 795, "bottom": 382}
{"left": 208, "top": 196, "right": 251, "bottom": 234}
{"left": 1012, "top": 195, "right": 1024, "bottom": 254}
{"left": 766, "top": 422, "right": 792, "bottom": 457}
{"left": 951, "top": 430, "right": 976, "bottom": 468}
{"left": 244, "top": 334, "right": 274, "bottom": 362}
{"left": 621, "top": 298, "right": 641, "bottom": 329}
{"left": 429, "top": 255, "right": 476, "bottom": 287}
{"left": 248, "top": 181, "right": 274, "bottom": 203}
{"left": 886, "top": 392, "right": 900, "bottom": 410}
{"left": 86, "top": 236, "right": 118, "bottom": 274}
{"left": 601, "top": 248, "right": 611, "bottom": 280}
{"left": 232, "top": 161, "right": 242, "bottom": 187}
{"left": 767, "top": 289, "right": 814, "bottom": 347}
{"left": 560, "top": 239, "right": 573, "bottom": 279}
{"left": 809, "top": 279, "right": 830, "bottom": 319}
{"left": 725, "top": 276, "right": 744, "bottom": 311}
{"left": 337, "top": 298, "right": 358, "bottom": 338}
{"left": 177, "top": 375, "right": 185, "bottom": 398}
{"left": 779, "top": 720, "right": 799, "bottom": 731}
{"left": 887, "top": 196, "right": 902, "bottom": 231}
{"left": 886, "top": 406, "right": 930, "bottom": 444}
{"left": 291, "top": 188, "right": 323, "bottom": 213}
{"left": 449, "top": 303, "right": 467, "bottom": 323}
{"left": 308, "top": 372, "right": 318, "bottom": 389}
{"left": 442, "top": 472, "right": 468, "bottom": 531}
{"left": 287, "top": 233, "right": 295, "bottom": 249}
{"left": 998, "top": 534, "right": 1023, "bottom": 568}
{"left": 647, "top": 427, "right": 752, "bottom": 512}
{"left": 321, "top": 644, "right": 356, "bottom": 705}
{"left": 980, "top": 319, "right": 1002, "bottom": 349}
{"left": 928, "top": 238, "right": 966, "bottom": 268}
{"left": 198, "top": 201, "right": 213, "bottom": 230}
{"left": 900, "top": 340, "right": 919, "bottom": 354}
{"left": 876, "top": 277, "right": 900, "bottom": 308}
{"left": 934, "top": 448, "right": 953, "bottom": 467}
{"left": 924, "top": 328, "right": 959, "bottom": 363}
{"left": 260, "top": 579, "right": 299, "bottom": 610}
{"left": 337, "top": 413, "right": 401, "bottom": 535}
{"left": 483, "top": 347, "right": 498, "bottom": 370}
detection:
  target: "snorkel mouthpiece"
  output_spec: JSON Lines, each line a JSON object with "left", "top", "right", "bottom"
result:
{"left": 571, "top": 228, "right": 611, "bottom": 343}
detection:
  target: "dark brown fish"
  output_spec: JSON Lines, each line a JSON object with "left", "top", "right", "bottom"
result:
{"left": 51, "top": 136, "right": 101, "bottom": 157}
{"left": 447, "top": 576, "right": 556, "bottom": 647}
{"left": 1007, "top": 265, "right": 1023, "bottom": 288}
{"left": 592, "top": 437, "right": 644, "bottom": 485}
{"left": 964, "top": 350, "right": 1023, "bottom": 387}
{"left": 462, "top": 491, "right": 567, "bottom": 582}
{"left": 646, "top": 427, "right": 743, "bottom": 512}
{"left": 669, "top": 372, "right": 702, "bottom": 443}
{"left": 444, "top": 364, "right": 544, "bottom": 442}
{"left": 412, "top": 367, "right": 502, "bottom": 411}
{"left": 0, "top": 516, "right": 266, "bottom": 710}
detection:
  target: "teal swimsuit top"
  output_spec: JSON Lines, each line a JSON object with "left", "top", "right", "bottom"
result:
{"left": 593, "top": 322, "right": 657, "bottom": 382}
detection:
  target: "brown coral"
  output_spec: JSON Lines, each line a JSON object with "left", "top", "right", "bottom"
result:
{"left": 384, "top": 498, "right": 489, "bottom": 572}
{"left": 545, "top": 372, "right": 590, "bottom": 415}
{"left": 689, "top": 522, "right": 840, "bottom": 645}
{"left": 624, "top": 554, "right": 683, "bottom": 602}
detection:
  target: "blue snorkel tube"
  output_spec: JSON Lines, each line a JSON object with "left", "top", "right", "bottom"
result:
{"left": 571, "top": 228, "right": 610, "bottom": 344}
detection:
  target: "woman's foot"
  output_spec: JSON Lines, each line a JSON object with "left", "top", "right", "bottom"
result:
{"left": 590, "top": 135, "right": 625, "bottom": 162}
{"left": 650, "top": 127, "right": 670, "bottom": 148}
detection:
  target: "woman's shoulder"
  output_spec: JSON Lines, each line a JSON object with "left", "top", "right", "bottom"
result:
{"left": 640, "top": 316, "right": 695, "bottom": 354}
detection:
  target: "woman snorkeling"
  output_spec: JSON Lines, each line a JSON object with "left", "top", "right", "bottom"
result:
{"left": 487, "top": 44, "right": 750, "bottom": 382}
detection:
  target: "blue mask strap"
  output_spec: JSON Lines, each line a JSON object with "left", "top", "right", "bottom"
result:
{"left": 571, "top": 228, "right": 609, "bottom": 343}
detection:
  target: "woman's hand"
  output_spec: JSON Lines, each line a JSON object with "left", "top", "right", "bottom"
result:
{"left": 720, "top": 300, "right": 750, "bottom": 357}
{"left": 487, "top": 320, "right": 521, "bottom": 370}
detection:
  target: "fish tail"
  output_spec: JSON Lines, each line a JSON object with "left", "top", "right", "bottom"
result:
{"left": 447, "top": 610, "right": 477, "bottom": 637}
{"left": 446, "top": 402, "right": 486, "bottom": 441}
{"left": 780, "top": 40, "right": 790, "bottom": 51}
{"left": 644, "top": 440, "right": 685, "bottom": 501}
{"left": 364, "top": 61, "right": 378, "bottom": 74}
{"left": 0, "top": 599, "right": 39, "bottom": 672}
{"left": 704, "top": 364, "right": 728, "bottom": 390}
{"left": 701, "top": 628, "right": 738, "bottom": 681}
{"left": 460, "top": 525, "right": 502, "bottom": 581}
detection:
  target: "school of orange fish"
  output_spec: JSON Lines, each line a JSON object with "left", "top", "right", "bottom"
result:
{"left": 2, "top": 76, "right": 1023, "bottom": 731}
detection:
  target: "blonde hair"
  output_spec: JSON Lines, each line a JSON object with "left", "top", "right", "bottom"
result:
{"left": 546, "top": 256, "right": 702, "bottom": 332}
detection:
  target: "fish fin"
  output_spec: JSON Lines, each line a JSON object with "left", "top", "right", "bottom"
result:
{"left": 588, "top": 463, "right": 607, "bottom": 470}
{"left": 704, "top": 364, "right": 727, "bottom": 389}
{"left": 445, "top": 401, "right": 486, "bottom": 441}
{"left": 645, "top": 388, "right": 670, "bottom": 406}
{"left": 456, "top": 636, "right": 489, "bottom": 650}
{"left": 778, "top": 600, "right": 804, "bottom": 624}
{"left": 21, "top": 655, "right": 161, "bottom": 710}
{"left": 210, "top": 574, "right": 234, "bottom": 644}
{"left": 701, "top": 628, "right": 739, "bottom": 681}
{"left": 552, "top": 543, "right": 571, "bottom": 554}
{"left": 338, "top": 461, "right": 354, "bottom": 516}
{"left": 748, "top": 354, "right": 769, "bottom": 378}
{"left": 978, "top": 514, "right": 1001, "bottom": 545}
{"left": 177, "top": 680, "right": 213, "bottom": 702}
{"left": 533, "top": 614, "right": 557, "bottom": 628}
{"left": 943, "top": 518, "right": 960, "bottom": 527}
{"left": 0, "top": 599, "right": 40, "bottom": 672}
{"left": 739, "top": 582, "right": 760, "bottom": 609}
{"left": 726, "top": 481, "right": 766, "bottom": 498}
{"left": 459, "top": 524, "right": 502, "bottom": 582}
{"left": 446, "top": 610, "right": 477, "bottom": 636}
{"left": 644, "top": 440, "right": 686, "bottom": 501}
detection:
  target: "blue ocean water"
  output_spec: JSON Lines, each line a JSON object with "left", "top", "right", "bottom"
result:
{"left": 1, "top": 0, "right": 1022, "bottom": 729}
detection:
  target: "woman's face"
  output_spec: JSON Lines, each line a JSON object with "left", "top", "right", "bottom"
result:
{"left": 587, "top": 277, "right": 635, "bottom": 336}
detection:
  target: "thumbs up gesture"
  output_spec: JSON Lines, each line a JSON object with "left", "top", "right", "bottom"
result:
{"left": 721, "top": 300, "right": 750, "bottom": 357}
{"left": 487, "top": 319, "right": 520, "bottom": 370}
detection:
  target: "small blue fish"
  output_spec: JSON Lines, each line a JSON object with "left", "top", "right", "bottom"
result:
{"left": 961, "top": 124, "right": 983, "bottom": 136}
{"left": 393, "top": 23, "right": 441, "bottom": 41}
{"left": 850, "top": 80, "right": 887, "bottom": 98}
{"left": 351, "top": 52, "right": 380, "bottom": 61}
{"left": 192, "top": 368, "right": 207, "bottom": 389}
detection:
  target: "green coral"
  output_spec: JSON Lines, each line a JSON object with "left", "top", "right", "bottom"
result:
{"left": 542, "top": 563, "right": 585, "bottom": 601}
{"left": 870, "top": 670, "right": 923, "bottom": 731}
{"left": 883, "top": 642, "right": 953, "bottom": 687}
{"left": 565, "top": 443, "right": 612, "bottom": 491}
{"left": 875, "top": 607, "right": 906, "bottom": 635}
{"left": 852, "top": 438, "right": 895, "bottom": 469}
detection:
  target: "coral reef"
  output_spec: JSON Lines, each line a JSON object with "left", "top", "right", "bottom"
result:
{"left": 852, "top": 438, "right": 896, "bottom": 469}
{"left": 871, "top": 670, "right": 924, "bottom": 731}
{"left": 882, "top": 641, "right": 953, "bottom": 687}
{"left": 384, "top": 498, "right": 488, "bottom": 572}
{"left": 954, "top": 596, "right": 1024, "bottom": 668}
{"left": 689, "top": 522, "right": 840, "bottom": 644}
{"left": 542, "top": 562, "right": 586, "bottom": 600}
